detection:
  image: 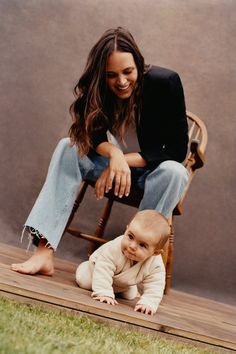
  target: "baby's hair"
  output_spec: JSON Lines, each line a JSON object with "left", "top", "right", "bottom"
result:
{"left": 130, "top": 210, "right": 170, "bottom": 249}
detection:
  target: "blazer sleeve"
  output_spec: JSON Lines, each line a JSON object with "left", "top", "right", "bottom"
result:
{"left": 164, "top": 72, "right": 189, "bottom": 162}
{"left": 139, "top": 71, "right": 189, "bottom": 168}
{"left": 90, "top": 128, "right": 108, "bottom": 149}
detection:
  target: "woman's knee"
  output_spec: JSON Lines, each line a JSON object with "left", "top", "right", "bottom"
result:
{"left": 57, "top": 137, "right": 71, "bottom": 149}
{"left": 158, "top": 160, "right": 189, "bottom": 183}
{"left": 54, "top": 137, "right": 74, "bottom": 159}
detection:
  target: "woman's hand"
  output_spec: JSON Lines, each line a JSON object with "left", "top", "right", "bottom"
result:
{"left": 95, "top": 144, "right": 131, "bottom": 200}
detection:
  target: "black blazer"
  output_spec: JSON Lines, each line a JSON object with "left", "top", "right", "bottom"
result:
{"left": 91, "top": 65, "right": 189, "bottom": 169}
{"left": 138, "top": 65, "right": 188, "bottom": 168}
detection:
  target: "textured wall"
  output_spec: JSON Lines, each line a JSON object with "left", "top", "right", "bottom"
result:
{"left": 0, "top": 0, "right": 235, "bottom": 305}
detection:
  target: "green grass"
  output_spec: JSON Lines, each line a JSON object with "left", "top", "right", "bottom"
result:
{"left": 0, "top": 296, "right": 221, "bottom": 354}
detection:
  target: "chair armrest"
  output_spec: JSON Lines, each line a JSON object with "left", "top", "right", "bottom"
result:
{"left": 174, "top": 140, "right": 206, "bottom": 215}
{"left": 186, "top": 139, "right": 205, "bottom": 172}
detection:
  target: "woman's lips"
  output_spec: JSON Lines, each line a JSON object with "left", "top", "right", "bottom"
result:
{"left": 116, "top": 84, "right": 131, "bottom": 92}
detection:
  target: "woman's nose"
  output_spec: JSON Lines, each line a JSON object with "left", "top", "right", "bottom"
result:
{"left": 117, "top": 75, "right": 127, "bottom": 86}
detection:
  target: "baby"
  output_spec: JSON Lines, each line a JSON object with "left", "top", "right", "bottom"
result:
{"left": 76, "top": 210, "right": 170, "bottom": 315}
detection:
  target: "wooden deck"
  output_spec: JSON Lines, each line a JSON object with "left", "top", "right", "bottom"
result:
{"left": 0, "top": 242, "right": 235, "bottom": 352}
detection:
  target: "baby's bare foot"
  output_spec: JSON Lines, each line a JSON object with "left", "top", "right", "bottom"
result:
{"left": 11, "top": 241, "right": 54, "bottom": 276}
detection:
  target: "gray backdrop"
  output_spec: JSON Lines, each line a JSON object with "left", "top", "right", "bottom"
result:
{"left": 1, "top": 0, "right": 235, "bottom": 305}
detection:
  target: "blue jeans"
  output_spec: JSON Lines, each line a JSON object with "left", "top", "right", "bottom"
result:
{"left": 23, "top": 138, "right": 189, "bottom": 250}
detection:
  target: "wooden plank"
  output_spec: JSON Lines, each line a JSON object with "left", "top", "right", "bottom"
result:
{"left": 1, "top": 270, "right": 235, "bottom": 351}
{"left": 0, "top": 242, "right": 236, "bottom": 350}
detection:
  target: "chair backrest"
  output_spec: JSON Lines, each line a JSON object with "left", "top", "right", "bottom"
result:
{"left": 185, "top": 111, "right": 208, "bottom": 169}
{"left": 174, "top": 111, "right": 208, "bottom": 215}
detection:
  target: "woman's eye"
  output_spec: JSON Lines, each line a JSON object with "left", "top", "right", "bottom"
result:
{"left": 128, "top": 234, "right": 133, "bottom": 240}
{"left": 124, "top": 70, "right": 132, "bottom": 75}
{"left": 106, "top": 73, "right": 117, "bottom": 78}
{"left": 140, "top": 243, "right": 146, "bottom": 248}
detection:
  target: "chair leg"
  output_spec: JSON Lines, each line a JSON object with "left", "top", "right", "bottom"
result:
{"left": 164, "top": 220, "right": 174, "bottom": 294}
{"left": 95, "top": 198, "right": 114, "bottom": 237}
{"left": 89, "top": 198, "right": 114, "bottom": 254}
{"left": 162, "top": 239, "right": 169, "bottom": 267}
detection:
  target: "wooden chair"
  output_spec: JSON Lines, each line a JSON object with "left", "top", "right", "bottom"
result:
{"left": 64, "top": 111, "right": 208, "bottom": 294}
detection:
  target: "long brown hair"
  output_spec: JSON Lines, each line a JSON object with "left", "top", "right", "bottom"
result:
{"left": 69, "top": 27, "right": 145, "bottom": 155}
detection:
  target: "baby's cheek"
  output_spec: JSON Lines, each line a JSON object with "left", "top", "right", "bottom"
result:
{"left": 120, "top": 242, "right": 126, "bottom": 253}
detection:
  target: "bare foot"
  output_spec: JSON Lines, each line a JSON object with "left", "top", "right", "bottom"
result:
{"left": 11, "top": 239, "right": 54, "bottom": 276}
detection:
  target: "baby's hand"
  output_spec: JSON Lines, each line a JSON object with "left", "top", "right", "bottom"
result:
{"left": 134, "top": 303, "right": 155, "bottom": 316}
{"left": 93, "top": 296, "right": 118, "bottom": 306}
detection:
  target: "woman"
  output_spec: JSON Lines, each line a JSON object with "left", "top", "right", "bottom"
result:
{"left": 11, "top": 27, "right": 189, "bottom": 276}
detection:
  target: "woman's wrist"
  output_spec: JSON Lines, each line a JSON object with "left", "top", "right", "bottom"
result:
{"left": 96, "top": 142, "right": 123, "bottom": 159}
{"left": 108, "top": 145, "right": 124, "bottom": 159}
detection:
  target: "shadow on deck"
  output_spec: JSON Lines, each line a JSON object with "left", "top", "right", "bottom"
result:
{"left": 0, "top": 242, "right": 235, "bottom": 352}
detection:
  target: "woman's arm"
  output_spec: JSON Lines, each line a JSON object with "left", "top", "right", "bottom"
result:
{"left": 96, "top": 142, "right": 146, "bottom": 167}
{"left": 124, "top": 152, "right": 146, "bottom": 167}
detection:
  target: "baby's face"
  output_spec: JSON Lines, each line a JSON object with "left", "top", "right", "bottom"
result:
{"left": 121, "top": 220, "right": 161, "bottom": 263}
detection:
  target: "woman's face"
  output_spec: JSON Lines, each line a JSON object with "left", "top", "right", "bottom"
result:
{"left": 105, "top": 51, "right": 138, "bottom": 99}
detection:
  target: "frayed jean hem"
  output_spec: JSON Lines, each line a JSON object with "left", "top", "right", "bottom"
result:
{"left": 21, "top": 225, "right": 54, "bottom": 251}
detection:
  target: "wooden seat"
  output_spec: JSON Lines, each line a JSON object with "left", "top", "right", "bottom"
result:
{"left": 64, "top": 111, "right": 208, "bottom": 294}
